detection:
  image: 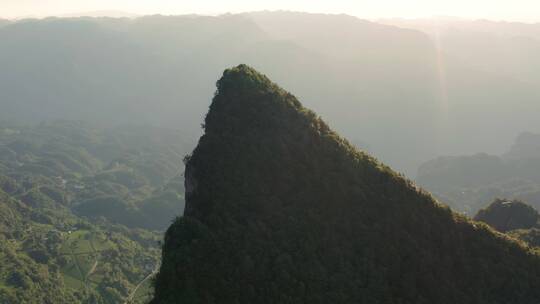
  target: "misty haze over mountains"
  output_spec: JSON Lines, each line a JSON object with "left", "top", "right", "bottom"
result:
{"left": 417, "top": 131, "right": 540, "bottom": 215}
{"left": 3, "top": 9, "right": 540, "bottom": 303}
{"left": 1, "top": 11, "right": 540, "bottom": 174}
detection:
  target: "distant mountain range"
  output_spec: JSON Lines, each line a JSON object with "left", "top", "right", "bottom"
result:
{"left": 1, "top": 12, "right": 540, "bottom": 174}
{"left": 381, "top": 18, "right": 540, "bottom": 83}
{"left": 418, "top": 131, "right": 540, "bottom": 214}
{"left": 60, "top": 10, "right": 139, "bottom": 18}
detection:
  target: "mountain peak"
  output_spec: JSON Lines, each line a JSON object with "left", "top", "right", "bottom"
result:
{"left": 153, "top": 66, "right": 540, "bottom": 304}
{"left": 218, "top": 64, "right": 272, "bottom": 90}
{"left": 204, "top": 64, "right": 305, "bottom": 134}
{"left": 187, "top": 64, "right": 343, "bottom": 219}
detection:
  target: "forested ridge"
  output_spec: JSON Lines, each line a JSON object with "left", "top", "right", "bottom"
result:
{"left": 151, "top": 65, "right": 540, "bottom": 304}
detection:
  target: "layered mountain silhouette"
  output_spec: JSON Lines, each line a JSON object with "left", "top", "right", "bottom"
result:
{"left": 417, "top": 132, "right": 540, "bottom": 214}
{"left": 151, "top": 65, "right": 540, "bottom": 303}
{"left": 3, "top": 12, "right": 540, "bottom": 173}
{"left": 0, "top": 13, "right": 438, "bottom": 173}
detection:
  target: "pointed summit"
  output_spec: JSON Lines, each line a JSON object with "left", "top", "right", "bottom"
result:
{"left": 203, "top": 64, "right": 315, "bottom": 142}
{"left": 152, "top": 66, "right": 540, "bottom": 304}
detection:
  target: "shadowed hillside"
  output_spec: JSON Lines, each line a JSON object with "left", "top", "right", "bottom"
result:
{"left": 151, "top": 65, "right": 540, "bottom": 304}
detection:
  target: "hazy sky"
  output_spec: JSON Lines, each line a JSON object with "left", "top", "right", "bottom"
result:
{"left": 2, "top": 0, "right": 540, "bottom": 22}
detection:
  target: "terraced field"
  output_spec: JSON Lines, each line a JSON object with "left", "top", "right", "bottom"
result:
{"left": 59, "top": 229, "right": 156, "bottom": 303}
{"left": 60, "top": 230, "right": 112, "bottom": 290}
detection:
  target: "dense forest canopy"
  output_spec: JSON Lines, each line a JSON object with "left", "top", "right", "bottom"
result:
{"left": 151, "top": 65, "right": 540, "bottom": 304}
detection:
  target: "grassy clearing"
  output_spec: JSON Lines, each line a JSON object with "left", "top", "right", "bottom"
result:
{"left": 62, "top": 272, "right": 85, "bottom": 290}
{"left": 60, "top": 229, "right": 115, "bottom": 291}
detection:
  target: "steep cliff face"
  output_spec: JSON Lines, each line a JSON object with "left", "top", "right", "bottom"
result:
{"left": 152, "top": 65, "right": 540, "bottom": 304}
